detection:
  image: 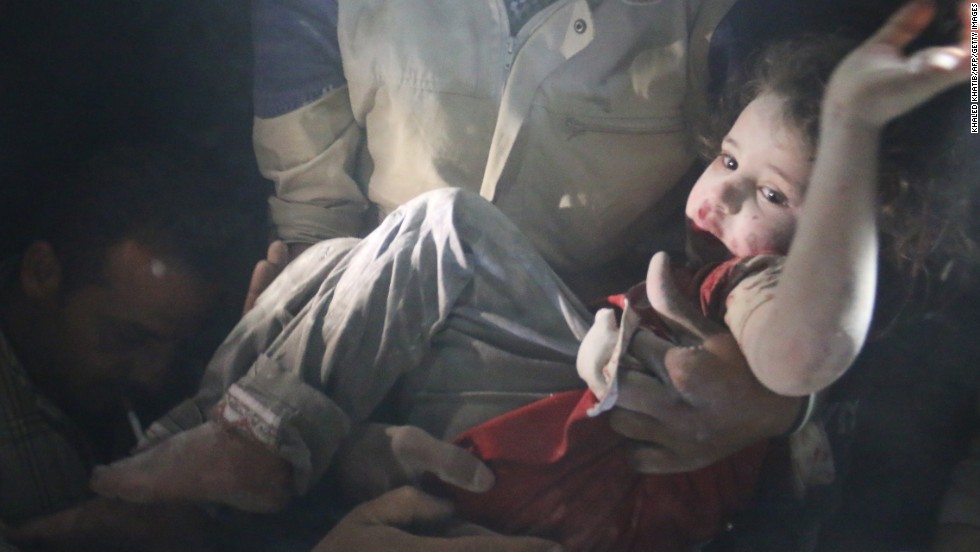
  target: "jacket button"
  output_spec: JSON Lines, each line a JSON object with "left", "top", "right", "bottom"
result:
{"left": 573, "top": 18, "right": 587, "bottom": 34}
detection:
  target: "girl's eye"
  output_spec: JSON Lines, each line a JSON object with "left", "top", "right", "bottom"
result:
{"left": 719, "top": 153, "right": 738, "bottom": 170}
{"left": 759, "top": 186, "right": 788, "bottom": 206}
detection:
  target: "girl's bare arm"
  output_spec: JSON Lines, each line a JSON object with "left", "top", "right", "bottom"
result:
{"left": 742, "top": 0, "right": 971, "bottom": 396}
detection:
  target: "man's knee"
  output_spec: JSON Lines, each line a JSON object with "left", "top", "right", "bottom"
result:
{"left": 424, "top": 188, "right": 503, "bottom": 226}
{"left": 420, "top": 187, "right": 483, "bottom": 211}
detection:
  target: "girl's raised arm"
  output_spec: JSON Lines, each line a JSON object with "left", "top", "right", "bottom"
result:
{"left": 743, "top": 0, "right": 971, "bottom": 396}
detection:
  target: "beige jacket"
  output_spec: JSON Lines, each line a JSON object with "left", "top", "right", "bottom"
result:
{"left": 255, "top": 0, "right": 735, "bottom": 284}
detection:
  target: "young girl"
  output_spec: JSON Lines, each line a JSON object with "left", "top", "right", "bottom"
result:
{"left": 89, "top": 1, "right": 972, "bottom": 550}
{"left": 445, "top": 1, "right": 973, "bottom": 549}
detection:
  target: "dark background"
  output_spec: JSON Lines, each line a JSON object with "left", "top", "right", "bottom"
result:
{"left": 0, "top": 0, "right": 268, "bottom": 419}
{"left": 0, "top": 0, "right": 258, "bottom": 182}
{"left": 0, "top": 0, "right": 270, "bottom": 281}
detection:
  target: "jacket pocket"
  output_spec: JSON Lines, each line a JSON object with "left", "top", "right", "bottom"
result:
{"left": 563, "top": 112, "right": 685, "bottom": 139}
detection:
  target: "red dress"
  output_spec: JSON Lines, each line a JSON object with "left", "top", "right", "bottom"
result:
{"left": 446, "top": 258, "right": 771, "bottom": 551}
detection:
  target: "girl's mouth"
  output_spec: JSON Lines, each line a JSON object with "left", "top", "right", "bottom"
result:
{"left": 686, "top": 218, "right": 731, "bottom": 265}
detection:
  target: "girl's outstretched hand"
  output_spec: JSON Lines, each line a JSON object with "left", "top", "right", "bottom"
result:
{"left": 824, "top": 0, "right": 971, "bottom": 129}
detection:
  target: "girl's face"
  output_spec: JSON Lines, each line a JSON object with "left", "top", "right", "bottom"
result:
{"left": 685, "top": 93, "right": 812, "bottom": 258}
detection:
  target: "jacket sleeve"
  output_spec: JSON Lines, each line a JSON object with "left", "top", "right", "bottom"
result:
{"left": 144, "top": 238, "right": 365, "bottom": 494}
{"left": 147, "top": 190, "right": 591, "bottom": 496}
{"left": 252, "top": 0, "right": 369, "bottom": 244}
{"left": 214, "top": 190, "right": 553, "bottom": 493}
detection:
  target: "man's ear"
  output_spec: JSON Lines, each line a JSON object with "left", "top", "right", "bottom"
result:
{"left": 20, "top": 241, "right": 63, "bottom": 300}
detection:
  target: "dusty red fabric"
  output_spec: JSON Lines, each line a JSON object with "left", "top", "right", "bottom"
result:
{"left": 697, "top": 256, "right": 764, "bottom": 319}
{"left": 450, "top": 390, "right": 767, "bottom": 551}
{"left": 446, "top": 263, "right": 771, "bottom": 551}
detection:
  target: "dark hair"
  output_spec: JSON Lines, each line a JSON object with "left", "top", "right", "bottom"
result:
{"left": 701, "top": 35, "right": 977, "bottom": 329}
{"left": 701, "top": 37, "right": 855, "bottom": 159}
{"left": 2, "top": 143, "right": 266, "bottom": 293}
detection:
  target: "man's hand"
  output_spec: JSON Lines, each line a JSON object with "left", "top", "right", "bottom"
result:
{"left": 243, "top": 241, "right": 315, "bottom": 313}
{"left": 609, "top": 250, "right": 802, "bottom": 473}
{"left": 242, "top": 240, "right": 290, "bottom": 315}
{"left": 610, "top": 333, "right": 801, "bottom": 473}
{"left": 331, "top": 424, "right": 495, "bottom": 504}
{"left": 5, "top": 498, "right": 218, "bottom": 552}
{"left": 91, "top": 420, "right": 292, "bottom": 513}
{"left": 313, "top": 486, "right": 561, "bottom": 552}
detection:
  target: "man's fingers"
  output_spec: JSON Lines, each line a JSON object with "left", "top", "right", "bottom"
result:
{"left": 92, "top": 421, "right": 292, "bottom": 513}
{"left": 90, "top": 423, "right": 221, "bottom": 504}
{"left": 625, "top": 330, "right": 673, "bottom": 381}
{"left": 687, "top": 332, "right": 749, "bottom": 379}
{"left": 266, "top": 239, "right": 289, "bottom": 266}
{"left": 614, "top": 369, "right": 678, "bottom": 416}
{"left": 320, "top": 487, "right": 561, "bottom": 552}
{"left": 428, "top": 535, "right": 562, "bottom": 552}
{"left": 608, "top": 407, "right": 672, "bottom": 446}
{"left": 90, "top": 451, "right": 161, "bottom": 503}
{"left": 607, "top": 410, "right": 709, "bottom": 473}
{"left": 358, "top": 486, "right": 455, "bottom": 528}
{"left": 388, "top": 426, "right": 495, "bottom": 493}
{"left": 358, "top": 488, "right": 561, "bottom": 550}
{"left": 243, "top": 261, "right": 279, "bottom": 314}
{"left": 243, "top": 241, "right": 290, "bottom": 314}
{"left": 644, "top": 252, "right": 719, "bottom": 343}
{"left": 623, "top": 440, "right": 694, "bottom": 474}
{"left": 662, "top": 343, "right": 724, "bottom": 402}
{"left": 431, "top": 447, "right": 495, "bottom": 493}
{"left": 870, "top": 0, "right": 936, "bottom": 48}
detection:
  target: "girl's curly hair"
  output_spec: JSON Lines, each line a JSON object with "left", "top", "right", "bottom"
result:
{"left": 700, "top": 36, "right": 978, "bottom": 332}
